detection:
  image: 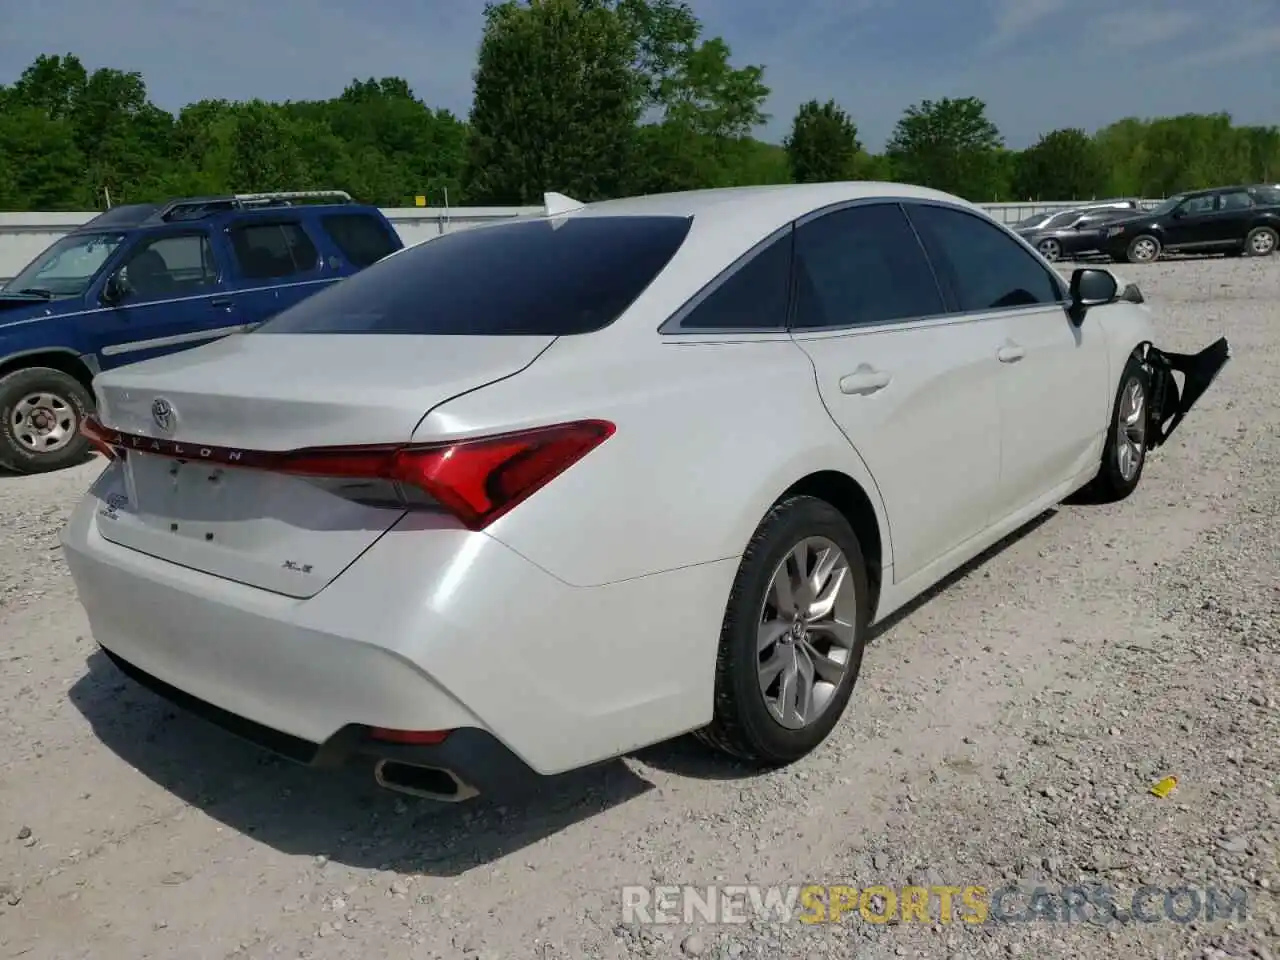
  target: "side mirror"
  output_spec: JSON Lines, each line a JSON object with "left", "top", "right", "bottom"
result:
{"left": 101, "top": 270, "right": 131, "bottom": 305}
{"left": 1067, "top": 267, "right": 1118, "bottom": 325}
{"left": 1170, "top": 208, "right": 1185, "bottom": 219}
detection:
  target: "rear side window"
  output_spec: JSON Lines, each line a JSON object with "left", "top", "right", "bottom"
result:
{"left": 791, "top": 202, "right": 946, "bottom": 329}
{"left": 257, "top": 215, "right": 692, "bottom": 335}
{"left": 905, "top": 203, "right": 1062, "bottom": 312}
{"left": 229, "top": 222, "right": 319, "bottom": 279}
{"left": 1219, "top": 191, "right": 1253, "bottom": 211}
{"left": 1254, "top": 186, "right": 1280, "bottom": 206}
{"left": 321, "top": 214, "right": 399, "bottom": 267}
{"left": 674, "top": 228, "right": 793, "bottom": 331}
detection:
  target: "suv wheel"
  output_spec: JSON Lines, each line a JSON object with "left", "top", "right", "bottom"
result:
{"left": 695, "top": 495, "right": 871, "bottom": 765}
{"left": 0, "top": 367, "right": 95, "bottom": 474}
{"left": 1245, "top": 226, "right": 1277, "bottom": 257}
{"left": 1126, "top": 235, "right": 1161, "bottom": 263}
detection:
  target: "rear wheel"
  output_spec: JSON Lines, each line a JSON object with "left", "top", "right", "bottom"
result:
{"left": 1085, "top": 353, "right": 1150, "bottom": 502}
{"left": 695, "top": 495, "right": 871, "bottom": 764}
{"left": 0, "top": 367, "right": 95, "bottom": 474}
{"left": 1126, "top": 235, "right": 1161, "bottom": 263}
{"left": 1245, "top": 226, "right": 1277, "bottom": 257}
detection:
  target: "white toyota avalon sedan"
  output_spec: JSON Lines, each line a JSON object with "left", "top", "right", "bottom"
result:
{"left": 61, "top": 182, "right": 1229, "bottom": 802}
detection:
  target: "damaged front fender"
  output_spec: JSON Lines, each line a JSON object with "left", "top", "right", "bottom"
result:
{"left": 1140, "top": 337, "right": 1231, "bottom": 448}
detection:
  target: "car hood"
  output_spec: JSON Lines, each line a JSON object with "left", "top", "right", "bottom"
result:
{"left": 0, "top": 296, "right": 55, "bottom": 326}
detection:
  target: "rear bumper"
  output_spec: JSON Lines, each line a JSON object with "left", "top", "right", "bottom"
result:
{"left": 60, "top": 472, "right": 736, "bottom": 780}
{"left": 99, "top": 646, "right": 551, "bottom": 796}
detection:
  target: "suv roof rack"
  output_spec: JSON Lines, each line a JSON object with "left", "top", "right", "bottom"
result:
{"left": 150, "top": 190, "right": 355, "bottom": 223}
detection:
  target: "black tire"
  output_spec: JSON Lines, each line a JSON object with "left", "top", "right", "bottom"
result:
{"left": 1084, "top": 353, "right": 1151, "bottom": 502}
{"left": 1126, "top": 234, "right": 1161, "bottom": 263}
{"left": 695, "top": 495, "right": 871, "bottom": 765}
{"left": 0, "top": 367, "right": 95, "bottom": 474}
{"left": 1244, "top": 226, "right": 1277, "bottom": 257}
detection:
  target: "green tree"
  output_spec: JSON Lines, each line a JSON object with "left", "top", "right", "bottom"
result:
{"left": 465, "top": 0, "right": 640, "bottom": 205}
{"left": 885, "top": 96, "right": 1005, "bottom": 200}
{"left": 1011, "top": 128, "right": 1108, "bottom": 200}
{"left": 784, "top": 99, "right": 861, "bottom": 183}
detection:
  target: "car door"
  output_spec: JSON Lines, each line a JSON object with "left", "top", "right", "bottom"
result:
{"left": 903, "top": 201, "right": 1111, "bottom": 517}
{"left": 1201, "top": 190, "right": 1256, "bottom": 245}
{"left": 1163, "top": 194, "right": 1218, "bottom": 248}
{"left": 223, "top": 217, "right": 337, "bottom": 326}
{"left": 787, "top": 201, "right": 1003, "bottom": 584}
{"left": 86, "top": 229, "right": 245, "bottom": 371}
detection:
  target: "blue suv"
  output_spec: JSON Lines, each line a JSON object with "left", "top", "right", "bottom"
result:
{"left": 0, "top": 191, "right": 403, "bottom": 474}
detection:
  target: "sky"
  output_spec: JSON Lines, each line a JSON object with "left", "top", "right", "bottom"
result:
{"left": 1, "top": 0, "right": 1277, "bottom": 151}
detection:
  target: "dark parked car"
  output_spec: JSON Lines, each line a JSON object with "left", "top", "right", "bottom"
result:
{"left": 1013, "top": 201, "right": 1143, "bottom": 262}
{"left": 1100, "top": 185, "right": 1280, "bottom": 263}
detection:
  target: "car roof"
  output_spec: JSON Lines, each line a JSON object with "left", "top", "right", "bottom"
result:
{"left": 70, "top": 199, "right": 375, "bottom": 235}
{"left": 571, "top": 181, "right": 982, "bottom": 232}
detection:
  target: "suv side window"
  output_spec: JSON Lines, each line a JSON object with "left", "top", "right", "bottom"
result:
{"left": 228, "top": 221, "right": 319, "bottom": 279}
{"left": 1219, "top": 191, "right": 1253, "bottom": 211}
{"left": 791, "top": 202, "right": 945, "bottom": 329}
{"left": 674, "top": 228, "right": 793, "bottom": 331}
{"left": 905, "top": 203, "right": 1063, "bottom": 312}
{"left": 113, "top": 233, "right": 218, "bottom": 302}
{"left": 321, "top": 214, "right": 399, "bottom": 267}
{"left": 1180, "top": 195, "right": 1217, "bottom": 216}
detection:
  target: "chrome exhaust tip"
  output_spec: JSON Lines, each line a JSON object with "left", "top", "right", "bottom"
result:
{"left": 373, "top": 759, "right": 480, "bottom": 803}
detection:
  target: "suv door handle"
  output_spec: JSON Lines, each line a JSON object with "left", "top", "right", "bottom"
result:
{"left": 210, "top": 297, "right": 233, "bottom": 308}
{"left": 839, "top": 367, "right": 892, "bottom": 395}
{"left": 997, "top": 344, "right": 1025, "bottom": 363}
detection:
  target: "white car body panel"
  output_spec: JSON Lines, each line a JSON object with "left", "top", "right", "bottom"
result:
{"left": 60, "top": 181, "right": 1210, "bottom": 785}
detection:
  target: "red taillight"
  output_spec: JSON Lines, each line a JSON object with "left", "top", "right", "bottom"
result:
{"left": 367, "top": 727, "right": 451, "bottom": 745}
{"left": 389, "top": 420, "right": 615, "bottom": 529}
{"left": 78, "top": 415, "right": 615, "bottom": 530}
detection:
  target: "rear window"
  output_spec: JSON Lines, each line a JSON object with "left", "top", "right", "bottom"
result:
{"left": 321, "top": 213, "right": 399, "bottom": 266}
{"left": 229, "top": 221, "right": 319, "bottom": 279}
{"left": 256, "top": 215, "right": 693, "bottom": 336}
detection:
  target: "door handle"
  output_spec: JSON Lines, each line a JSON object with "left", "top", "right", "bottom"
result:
{"left": 839, "top": 367, "right": 892, "bottom": 395}
{"left": 997, "top": 344, "right": 1025, "bottom": 363}
{"left": 210, "top": 297, "right": 233, "bottom": 308}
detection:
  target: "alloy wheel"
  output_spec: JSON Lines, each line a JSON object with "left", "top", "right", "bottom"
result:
{"left": 757, "top": 536, "right": 858, "bottom": 730}
{"left": 1116, "top": 377, "right": 1146, "bottom": 482}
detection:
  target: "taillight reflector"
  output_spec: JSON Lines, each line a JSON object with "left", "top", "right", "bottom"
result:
{"left": 368, "top": 727, "right": 451, "bottom": 745}
{"left": 78, "top": 415, "right": 615, "bottom": 530}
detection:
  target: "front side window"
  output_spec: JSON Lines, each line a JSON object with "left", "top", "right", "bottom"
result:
{"left": 674, "top": 228, "right": 793, "bottom": 331}
{"left": 905, "top": 203, "right": 1063, "bottom": 313}
{"left": 1179, "top": 195, "right": 1216, "bottom": 216}
{"left": 258, "top": 215, "right": 693, "bottom": 335}
{"left": 3, "top": 232, "right": 127, "bottom": 299}
{"left": 791, "top": 203, "right": 945, "bottom": 329}
{"left": 1147, "top": 195, "right": 1187, "bottom": 217}
{"left": 229, "top": 222, "right": 320, "bottom": 279}
{"left": 110, "top": 234, "right": 219, "bottom": 303}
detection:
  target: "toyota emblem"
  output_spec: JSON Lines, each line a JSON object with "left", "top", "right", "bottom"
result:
{"left": 151, "top": 397, "right": 176, "bottom": 433}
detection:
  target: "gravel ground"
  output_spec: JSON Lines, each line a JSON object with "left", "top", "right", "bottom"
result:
{"left": 1, "top": 257, "right": 1277, "bottom": 960}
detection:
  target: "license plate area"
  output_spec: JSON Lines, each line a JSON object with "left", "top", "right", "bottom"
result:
{"left": 96, "top": 452, "right": 406, "bottom": 599}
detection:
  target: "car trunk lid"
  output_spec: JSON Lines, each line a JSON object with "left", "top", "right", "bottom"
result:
{"left": 90, "top": 333, "right": 554, "bottom": 598}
